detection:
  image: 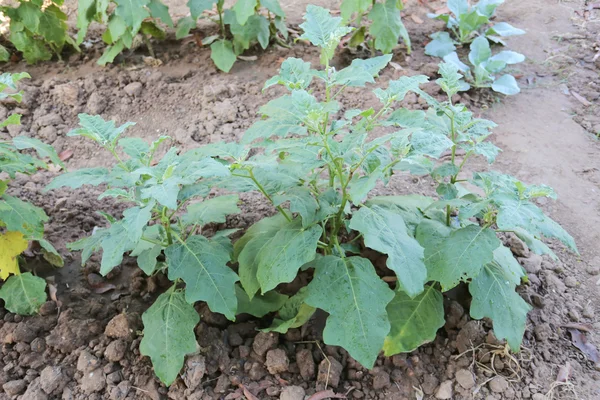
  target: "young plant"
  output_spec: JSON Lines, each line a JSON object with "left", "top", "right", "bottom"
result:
{"left": 44, "top": 115, "right": 246, "bottom": 385}
{"left": 443, "top": 36, "right": 525, "bottom": 95}
{"left": 76, "top": 0, "right": 174, "bottom": 65}
{"left": 0, "top": 0, "right": 76, "bottom": 63}
{"left": 0, "top": 72, "right": 63, "bottom": 315}
{"left": 425, "top": 0, "right": 524, "bottom": 58}
{"left": 340, "top": 0, "right": 411, "bottom": 54}
{"left": 214, "top": 6, "right": 576, "bottom": 369}
{"left": 176, "top": 0, "right": 288, "bottom": 72}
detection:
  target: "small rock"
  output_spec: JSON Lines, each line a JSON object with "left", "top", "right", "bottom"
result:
{"left": 37, "top": 113, "right": 63, "bottom": 127}
{"left": 38, "top": 125, "right": 58, "bottom": 143}
{"left": 248, "top": 362, "right": 267, "bottom": 381}
{"left": 39, "top": 366, "right": 66, "bottom": 395}
{"left": 564, "top": 276, "right": 578, "bottom": 288}
{"left": 280, "top": 385, "right": 305, "bottom": 400}
{"left": 124, "top": 82, "right": 143, "bottom": 97}
{"left": 586, "top": 265, "right": 600, "bottom": 276}
{"left": 3, "top": 379, "right": 27, "bottom": 396}
{"left": 534, "top": 323, "right": 552, "bottom": 342}
{"left": 252, "top": 332, "right": 279, "bottom": 357}
{"left": 532, "top": 394, "right": 545, "bottom": 400}
{"left": 31, "top": 337, "right": 46, "bottom": 353}
{"left": 183, "top": 355, "right": 206, "bottom": 390}
{"left": 23, "top": 378, "right": 48, "bottom": 400}
{"left": 86, "top": 92, "right": 108, "bottom": 114}
{"left": 435, "top": 380, "right": 453, "bottom": 399}
{"left": 265, "top": 349, "right": 289, "bottom": 375}
{"left": 520, "top": 254, "right": 542, "bottom": 274}
{"left": 456, "top": 321, "right": 486, "bottom": 353}
{"left": 544, "top": 271, "right": 566, "bottom": 293}
{"left": 489, "top": 376, "right": 509, "bottom": 393}
{"left": 422, "top": 374, "right": 439, "bottom": 395}
{"left": 110, "top": 381, "right": 131, "bottom": 400}
{"left": 372, "top": 370, "right": 390, "bottom": 390}
{"left": 568, "top": 309, "right": 580, "bottom": 322}
{"left": 77, "top": 350, "right": 100, "bottom": 372}
{"left": 53, "top": 83, "right": 80, "bottom": 107}
{"left": 105, "top": 313, "right": 140, "bottom": 340}
{"left": 317, "top": 357, "right": 343, "bottom": 388}
{"left": 214, "top": 99, "right": 237, "bottom": 122}
{"left": 296, "top": 348, "right": 315, "bottom": 381}
{"left": 213, "top": 374, "right": 230, "bottom": 393}
{"left": 39, "top": 301, "right": 57, "bottom": 316}
{"left": 81, "top": 369, "right": 106, "bottom": 393}
{"left": 105, "top": 339, "right": 127, "bottom": 362}
{"left": 507, "top": 235, "right": 529, "bottom": 257}
{"left": 13, "top": 322, "right": 38, "bottom": 343}
{"left": 455, "top": 369, "right": 475, "bottom": 389}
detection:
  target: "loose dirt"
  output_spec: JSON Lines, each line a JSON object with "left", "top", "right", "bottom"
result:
{"left": 1, "top": 0, "right": 599, "bottom": 399}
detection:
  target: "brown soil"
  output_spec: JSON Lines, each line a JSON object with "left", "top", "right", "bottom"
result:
{"left": 1, "top": 0, "right": 600, "bottom": 399}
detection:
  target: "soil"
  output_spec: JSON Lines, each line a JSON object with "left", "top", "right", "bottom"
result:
{"left": 1, "top": 0, "right": 600, "bottom": 399}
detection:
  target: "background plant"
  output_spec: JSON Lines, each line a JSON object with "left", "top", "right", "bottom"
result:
{"left": 209, "top": 6, "right": 577, "bottom": 369}
{"left": 0, "top": 0, "right": 76, "bottom": 63}
{"left": 0, "top": 72, "right": 63, "bottom": 315}
{"left": 339, "top": 0, "right": 410, "bottom": 54}
{"left": 176, "top": 0, "right": 288, "bottom": 72}
{"left": 425, "top": 0, "right": 524, "bottom": 58}
{"left": 76, "top": 0, "right": 174, "bottom": 65}
{"left": 443, "top": 35, "right": 524, "bottom": 95}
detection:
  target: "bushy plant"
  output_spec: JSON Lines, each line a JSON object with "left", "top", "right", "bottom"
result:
{"left": 218, "top": 6, "right": 575, "bottom": 368}
{"left": 76, "top": 0, "right": 174, "bottom": 65}
{"left": 176, "top": 0, "right": 288, "bottom": 72}
{"left": 425, "top": 0, "right": 525, "bottom": 57}
{"left": 443, "top": 35, "right": 524, "bottom": 95}
{"left": 0, "top": 0, "right": 76, "bottom": 63}
{"left": 0, "top": 72, "right": 63, "bottom": 315}
{"left": 339, "top": 0, "right": 411, "bottom": 54}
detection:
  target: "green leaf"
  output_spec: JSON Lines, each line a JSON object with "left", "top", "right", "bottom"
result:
{"left": 141, "top": 20, "right": 166, "bottom": 40}
{"left": 332, "top": 55, "right": 392, "bottom": 87}
{"left": 491, "top": 74, "right": 520, "bottom": 95}
{"left": 273, "top": 187, "right": 318, "bottom": 228}
{"left": 436, "top": 62, "right": 464, "bottom": 98}
{"left": 252, "top": 219, "right": 321, "bottom": 293}
{"left": 182, "top": 195, "right": 241, "bottom": 226}
{"left": 262, "top": 287, "right": 315, "bottom": 333}
{"left": 235, "top": 285, "right": 288, "bottom": 317}
{"left": 264, "top": 57, "right": 314, "bottom": 91}
{"left": 119, "top": 137, "right": 150, "bottom": 160}
{"left": 12, "top": 136, "right": 62, "bottom": 167}
{"left": 232, "top": 0, "right": 257, "bottom": 25}
{"left": 0, "top": 273, "right": 47, "bottom": 315}
{"left": 148, "top": 0, "right": 173, "bottom": 27}
{"left": 490, "top": 51, "right": 525, "bottom": 65}
{"left": 419, "top": 223, "right": 501, "bottom": 291}
{"left": 99, "top": 222, "right": 135, "bottom": 275}
{"left": 468, "top": 36, "right": 492, "bottom": 66}
{"left": 0, "top": 45, "right": 10, "bottom": 62}
{"left": 306, "top": 256, "right": 394, "bottom": 368}
{"left": 447, "top": 0, "right": 468, "bottom": 16}
{"left": 350, "top": 205, "right": 426, "bottom": 297}
{"left": 340, "top": 0, "right": 371, "bottom": 21}
{"left": 368, "top": 0, "right": 408, "bottom": 54}
{"left": 470, "top": 263, "right": 530, "bottom": 350}
{"left": 383, "top": 285, "right": 445, "bottom": 356}
{"left": 141, "top": 181, "right": 180, "bottom": 209}
{"left": 39, "top": 239, "right": 64, "bottom": 268}
{"left": 68, "top": 229, "right": 110, "bottom": 265}
{"left": 122, "top": 205, "right": 153, "bottom": 243}
{"left": 260, "top": 0, "right": 285, "bottom": 17}
{"left": 166, "top": 236, "right": 238, "bottom": 320}
{"left": 8, "top": 31, "right": 52, "bottom": 64}
{"left": 486, "top": 22, "right": 525, "bottom": 37}
{"left": 187, "top": 0, "right": 217, "bottom": 19}
{"left": 0, "top": 114, "right": 22, "bottom": 129}
{"left": 45, "top": 168, "right": 109, "bottom": 191}
{"left": 0, "top": 195, "right": 47, "bottom": 238}
{"left": 411, "top": 129, "right": 454, "bottom": 158}
{"left": 425, "top": 32, "right": 456, "bottom": 57}
{"left": 68, "top": 114, "right": 135, "bottom": 148}
{"left": 299, "top": 5, "right": 353, "bottom": 63}
{"left": 98, "top": 40, "right": 126, "bottom": 65}
{"left": 210, "top": 39, "right": 236, "bottom": 72}
{"left": 227, "top": 13, "right": 270, "bottom": 51}
{"left": 114, "top": 0, "right": 150, "bottom": 33}
{"left": 374, "top": 75, "right": 429, "bottom": 104}
{"left": 37, "top": 5, "right": 68, "bottom": 47}
{"left": 175, "top": 16, "right": 196, "bottom": 39}
{"left": 140, "top": 289, "right": 199, "bottom": 386}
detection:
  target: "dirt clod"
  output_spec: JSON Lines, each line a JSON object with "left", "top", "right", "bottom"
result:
{"left": 489, "top": 376, "right": 509, "bottom": 393}
{"left": 183, "top": 354, "right": 206, "bottom": 390}
{"left": 455, "top": 368, "right": 476, "bottom": 389}
{"left": 104, "top": 339, "right": 127, "bottom": 362}
{"left": 104, "top": 313, "right": 140, "bottom": 340}
{"left": 317, "top": 356, "right": 343, "bottom": 388}
{"left": 2, "top": 379, "right": 27, "bottom": 396}
{"left": 296, "top": 348, "right": 315, "bottom": 381}
{"left": 253, "top": 332, "right": 279, "bottom": 357}
{"left": 80, "top": 369, "right": 106, "bottom": 393}
{"left": 434, "top": 380, "right": 453, "bottom": 399}
{"left": 280, "top": 385, "right": 305, "bottom": 400}
{"left": 39, "top": 366, "right": 67, "bottom": 395}
{"left": 266, "top": 349, "right": 290, "bottom": 375}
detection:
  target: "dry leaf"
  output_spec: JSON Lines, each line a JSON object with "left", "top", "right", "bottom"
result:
{"left": 58, "top": 149, "right": 73, "bottom": 161}
{"left": 238, "top": 55, "right": 258, "bottom": 62}
{"left": 306, "top": 390, "right": 347, "bottom": 400}
{"left": 571, "top": 91, "right": 592, "bottom": 106}
{"left": 410, "top": 14, "right": 424, "bottom": 24}
{"left": 238, "top": 384, "right": 259, "bottom": 400}
{"left": 93, "top": 283, "right": 116, "bottom": 294}
{"left": 556, "top": 362, "right": 572, "bottom": 382}
{"left": 563, "top": 322, "right": 593, "bottom": 332}
{"left": 568, "top": 329, "right": 600, "bottom": 368}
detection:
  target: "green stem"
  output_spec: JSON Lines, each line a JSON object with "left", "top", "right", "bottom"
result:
{"left": 217, "top": 0, "right": 226, "bottom": 37}
{"left": 446, "top": 204, "right": 451, "bottom": 226}
{"left": 247, "top": 169, "right": 292, "bottom": 222}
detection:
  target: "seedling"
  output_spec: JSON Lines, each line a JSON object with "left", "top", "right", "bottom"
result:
{"left": 425, "top": 0, "right": 524, "bottom": 58}
{"left": 443, "top": 36, "right": 525, "bottom": 95}
{"left": 0, "top": 72, "right": 63, "bottom": 315}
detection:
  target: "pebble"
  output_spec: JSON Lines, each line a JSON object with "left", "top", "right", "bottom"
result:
{"left": 489, "top": 376, "right": 509, "bottom": 393}
{"left": 252, "top": 332, "right": 279, "bottom": 357}
{"left": 124, "top": 82, "right": 143, "bottom": 97}
{"left": 435, "top": 380, "right": 453, "bottom": 399}
{"left": 3, "top": 379, "right": 27, "bottom": 396}
{"left": 564, "top": 276, "right": 578, "bottom": 288}
{"left": 39, "top": 366, "right": 67, "bottom": 395}
{"left": 372, "top": 370, "right": 390, "bottom": 390}
{"left": 520, "top": 254, "right": 542, "bottom": 274}
{"left": 104, "top": 339, "right": 127, "bottom": 362}
{"left": 317, "top": 357, "right": 343, "bottom": 388}
{"left": 280, "top": 385, "right": 305, "bottom": 400}
{"left": 455, "top": 369, "right": 476, "bottom": 389}
{"left": 296, "top": 348, "right": 315, "bottom": 380}
{"left": 265, "top": 349, "right": 289, "bottom": 375}
{"left": 81, "top": 369, "right": 106, "bottom": 393}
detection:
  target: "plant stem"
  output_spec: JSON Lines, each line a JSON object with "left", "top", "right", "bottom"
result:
{"left": 247, "top": 168, "right": 292, "bottom": 222}
{"left": 217, "top": 0, "right": 226, "bottom": 37}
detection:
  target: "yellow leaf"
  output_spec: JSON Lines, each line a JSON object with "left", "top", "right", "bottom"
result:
{"left": 0, "top": 231, "right": 28, "bottom": 280}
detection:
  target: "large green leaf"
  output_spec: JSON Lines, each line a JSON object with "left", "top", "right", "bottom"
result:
{"left": 0, "top": 195, "right": 47, "bottom": 238}
{"left": 0, "top": 273, "right": 47, "bottom": 315}
{"left": 235, "top": 285, "right": 287, "bottom": 317}
{"left": 122, "top": 204, "right": 153, "bottom": 243}
{"left": 114, "top": 0, "right": 150, "bottom": 33}
{"left": 165, "top": 235, "right": 238, "bottom": 320}
{"left": 331, "top": 55, "right": 392, "bottom": 87}
{"left": 12, "top": 136, "right": 62, "bottom": 167}
{"left": 470, "top": 263, "right": 530, "bottom": 350}
{"left": 140, "top": 288, "right": 199, "bottom": 386}
{"left": 254, "top": 219, "right": 322, "bottom": 293}
{"left": 383, "top": 285, "right": 444, "bottom": 355}
{"left": 368, "top": 0, "right": 410, "bottom": 54}
{"left": 232, "top": 0, "right": 257, "bottom": 25}
{"left": 299, "top": 5, "right": 353, "bottom": 63}
{"left": 45, "top": 168, "right": 110, "bottom": 191}
{"left": 235, "top": 214, "right": 290, "bottom": 298}
{"left": 264, "top": 57, "right": 314, "bottom": 91}
{"left": 98, "top": 222, "right": 136, "bottom": 275}
{"left": 418, "top": 222, "right": 501, "bottom": 291}
{"left": 67, "top": 114, "right": 135, "bottom": 148}
{"left": 182, "top": 195, "right": 240, "bottom": 227}
{"left": 210, "top": 39, "right": 236, "bottom": 73}
{"left": 305, "top": 256, "right": 394, "bottom": 368}
{"left": 340, "top": 0, "right": 371, "bottom": 21}
{"left": 148, "top": 0, "right": 173, "bottom": 27}
{"left": 260, "top": 0, "right": 285, "bottom": 17}
{"left": 273, "top": 187, "right": 318, "bottom": 228}
{"left": 261, "top": 287, "right": 315, "bottom": 333}
{"left": 349, "top": 205, "right": 426, "bottom": 297}
{"left": 187, "top": 0, "right": 216, "bottom": 20}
